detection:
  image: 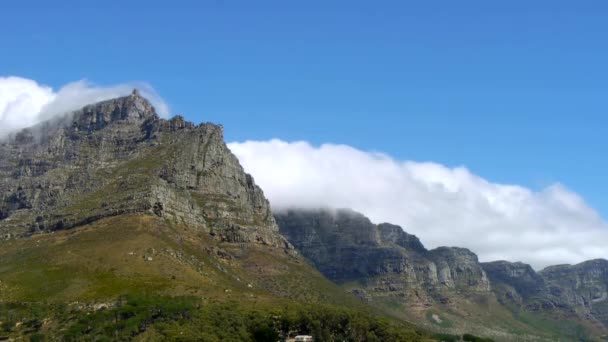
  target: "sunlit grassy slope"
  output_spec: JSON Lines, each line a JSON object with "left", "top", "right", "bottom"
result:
{"left": 0, "top": 214, "right": 430, "bottom": 341}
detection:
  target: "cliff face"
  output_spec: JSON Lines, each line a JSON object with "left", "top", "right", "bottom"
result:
{"left": 541, "top": 259, "right": 608, "bottom": 306}
{"left": 276, "top": 208, "right": 608, "bottom": 338}
{"left": 540, "top": 259, "right": 608, "bottom": 325}
{"left": 482, "top": 259, "right": 608, "bottom": 328}
{"left": 481, "top": 261, "right": 546, "bottom": 305}
{"left": 0, "top": 91, "right": 289, "bottom": 249}
{"left": 275, "top": 208, "right": 490, "bottom": 306}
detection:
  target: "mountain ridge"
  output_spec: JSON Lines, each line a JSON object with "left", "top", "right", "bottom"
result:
{"left": 1, "top": 93, "right": 606, "bottom": 340}
{"left": 275, "top": 207, "right": 608, "bottom": 340}
{"left": 0, "top": 93, "right": 430, "bottom": 341}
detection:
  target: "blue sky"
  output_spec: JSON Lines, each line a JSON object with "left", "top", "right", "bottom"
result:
{"left": 2, "top": 0, "right": 607, "bottom": 217}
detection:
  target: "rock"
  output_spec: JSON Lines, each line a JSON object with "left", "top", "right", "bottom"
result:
{"left": 482, "top": 260, "right": 545, "bottom": 301}
{"left": 483, "top": 259, "right": 608, "bottom": 328}
{"left": 431, "top": 313, "right": 442, "bottom": 324}
{"left": 93, "top": 303, "right": 110, "bottom": 311}
{"left": 430, "top": 247, "right": 490, "bottom": 291}
{"left": 275, "top": 208, "right": 491, "bottom": 306}
{"left": 540, "top": 259, "right": 608, "bottom": 325}
{"left": 0, "top": 93, "right": 291, "bottom": 250}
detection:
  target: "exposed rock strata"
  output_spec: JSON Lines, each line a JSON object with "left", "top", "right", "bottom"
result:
{"left": 484, "top": 259, "right": 608, "bottom": 327}
{"left": 276, "top": 208, "right": 608, "bottom": 331}
{"left": 275, "top": 208, "right": 490, "bottom": 306}
{"left": 0, "top": 91, "right": 290, "bottom": 249}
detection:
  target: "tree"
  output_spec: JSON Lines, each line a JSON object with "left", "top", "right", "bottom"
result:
{"left": 252, "top": 325, "right": 279, "bottom": 342}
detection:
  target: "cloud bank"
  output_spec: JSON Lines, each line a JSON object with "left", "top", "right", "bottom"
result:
{"left": 0, "top": 76, "right": 170, "bottom": 138}
{"left": 228, "top": 140, "right": 608, "bottom": 269}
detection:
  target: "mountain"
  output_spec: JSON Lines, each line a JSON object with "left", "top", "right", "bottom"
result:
{"left": 484, "top": 259, "right": 608, "bottom": 333}
{"left": 0, "top": 93, "right": 426, "bottom": 341}
{"left": 2, "top": 91, "right": 606, "bottom": 341}
{"left": 275, "top": 208, "right": 490, "bottom": 299}
{"left": 276, "top": 208, "right": 608, "bottom": 341}
{"left": 0, "top": 89, "right": 287, "bottom": 248}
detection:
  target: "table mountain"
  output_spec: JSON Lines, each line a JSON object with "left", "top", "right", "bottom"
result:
{"left": 0, "top": 93, "right": 429, "bottom": 341}
{"left": 2, "top": 91, "right": 607, "bottom": 340}
{"left": 0, "top": 90, "right": 288, "bottom": 248}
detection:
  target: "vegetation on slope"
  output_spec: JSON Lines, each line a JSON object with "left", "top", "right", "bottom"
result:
{"left": 0, "top": 214, "right": 428, "bottom": 341}
{"left": 0, "top": 295, "right": 426, "bottom": 341}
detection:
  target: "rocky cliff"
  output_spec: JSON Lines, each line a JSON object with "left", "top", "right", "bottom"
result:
{"left": 276, "top": 208, "right": 608, "bottom": 339}
{"left": 275, "top": 208, "right": 490, "bottom": 307}
{"left": 482, "top": 259, "right": 608, "bottom": 329}
{"left": 481, "top": 260, "right": 546, "bottom": 305}
{"left": 541, "top": 259, "right": 608, "bottom": 326}
{"left": 0, "top": 90, "right": 290, "bottom": 249}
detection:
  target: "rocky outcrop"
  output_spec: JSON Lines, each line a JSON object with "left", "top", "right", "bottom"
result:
{"left": 275, "top": 209, "right": 424, "bottom": 281}
{"left": 275, "top": 208, "right": 490, "bottom": 306}
{"left": 482, "top": 261, "right": 544, "bottom": 296}
{"left": 0, "top": 90, "right": 290, "bottom": 249}
{"left": 430, "top": 247, "right": 490, "bottom": 292}
{"left": 276, "top": 208, "right": 608, "bottom": 335}
{"left": 540, "top": 259, "right": 608, "bottom": 324}
{"left": 540, "top": 259, "right": 608, "bottom": 305}
{"left": 481, "top": 261, "right": 546, "bottom": 305}
{"left": 482, "top": 259, "right": 608, "bottom": 328}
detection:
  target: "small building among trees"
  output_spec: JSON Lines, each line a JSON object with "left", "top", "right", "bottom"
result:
{"left": 294, "top": 336, "right": 313, "bottom": 342}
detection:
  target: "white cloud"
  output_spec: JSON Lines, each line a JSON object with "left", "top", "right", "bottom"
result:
{"left": 228, "top": 139, "right": 608, "bottom": 269}
{"left": 0, "top": 76, "right": 170, "bottom": 138}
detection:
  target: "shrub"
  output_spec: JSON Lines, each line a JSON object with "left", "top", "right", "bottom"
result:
{"left": 29, "top": 333, "right": 46, "bottom": 342}
{"left": 463, "top": 333, "right": 495, "bottom": 342}
{"left": 433, "top": 333, "right": 460, "bottom": 342}
{"left": 252, "top": 325, "right": 279, "bottom": 342}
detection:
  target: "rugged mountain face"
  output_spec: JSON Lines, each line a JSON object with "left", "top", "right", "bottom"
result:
{"left": 484, "top": 259, "right": 608, "bottom": 328}
{"left": 481, "top": 260, "right": 546, "bottom": 305}
{"left": 276, "top": 208, "right": 608, "bottom": 340}
{"left": 275, "top": 208, "right": 490, "bottom": 306}
{"left": 3, "top": 93, "right": 608, "bottom": 340}
{"left": 541, "top": 260, "right": 608, "bottom": 308}
{"left": 0, "top": 94, "right": 432, "bottom": 341}
{"left": 0, "top": 90, "right": 289, "bottom": 248}
{"left": 542, "top": 260, "right": 608, "bottom": 326}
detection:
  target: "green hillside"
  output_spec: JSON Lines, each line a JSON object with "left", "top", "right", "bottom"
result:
{"left": 0, "top": 214, "right": 429, "bottom": 341}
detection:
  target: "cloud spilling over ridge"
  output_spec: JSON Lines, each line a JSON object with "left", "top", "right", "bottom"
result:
{"left": 0, "top": 76, "right": 170, "bottom": 138}
{"left": 228, "top": 139, "right": 608, "bottom": 269}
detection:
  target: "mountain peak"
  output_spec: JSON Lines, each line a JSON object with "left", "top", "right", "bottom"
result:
{"left": 0, "top": 95, "right": 290, "bottom": 250}
{"left": 3, "top": 92, "right": 160, "bottom": 147}
{"left": 78, "top": 90, "right": 158, "bottom": 126}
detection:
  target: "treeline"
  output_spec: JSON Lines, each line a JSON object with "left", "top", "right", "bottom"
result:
{"left": 1, "top": 295, "right": 426, "bottom": 341}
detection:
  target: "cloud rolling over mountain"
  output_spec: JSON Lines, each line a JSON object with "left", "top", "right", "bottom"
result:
{"left": 229, "top": 139, "right": 608, "bottom": 269}
{"left": 0, "top": 76, "right": 169, "bottom": 139}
